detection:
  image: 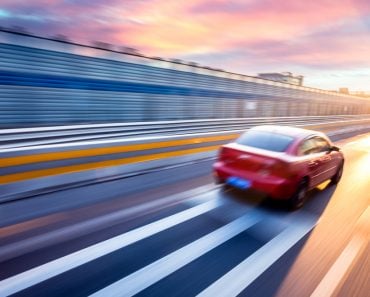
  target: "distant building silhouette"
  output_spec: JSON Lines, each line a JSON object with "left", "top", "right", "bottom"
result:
{"left": 339, "top": 88, "right": 370, "bottom": 97}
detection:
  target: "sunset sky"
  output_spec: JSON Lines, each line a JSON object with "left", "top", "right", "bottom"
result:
{"left": 0, "top": 0, "right": 369, "bottom": 91}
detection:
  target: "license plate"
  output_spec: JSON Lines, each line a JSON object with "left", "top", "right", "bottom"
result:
{"left": 226, "top": 176, "right": 251, "bottom": 190}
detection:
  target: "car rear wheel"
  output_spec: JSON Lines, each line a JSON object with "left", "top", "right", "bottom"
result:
{"left": 330, "top": 162, "right": 343, "bottom": 185}
{"left": 288, "top": 180, "right": 308, "bottom": 210}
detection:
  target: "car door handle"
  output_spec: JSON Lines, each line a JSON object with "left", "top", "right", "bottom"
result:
{"left": 320, "top": 156, "right": 331, "bottom": 162}
{"left": 308, "top": 160, "right": 319, "bottom": 167}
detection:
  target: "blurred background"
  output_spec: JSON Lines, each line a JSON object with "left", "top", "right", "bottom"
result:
{"left": 0, "top": 1, "right": 369, "bottom": 297}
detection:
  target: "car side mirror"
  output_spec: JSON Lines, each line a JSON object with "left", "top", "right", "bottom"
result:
{"left": 330, "top": 146, "right": 340, "bottom": 152}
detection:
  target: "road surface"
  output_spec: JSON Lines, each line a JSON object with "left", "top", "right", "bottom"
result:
{"left": 0, "top": 133, "right": 369, "bottom": 297}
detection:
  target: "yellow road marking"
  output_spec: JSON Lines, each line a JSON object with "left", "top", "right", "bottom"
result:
{"left": 0, "top": 134, "right": 238, "bottom": 168}
{"left": 0, "top": 145, "right": 221, "bottom": 184}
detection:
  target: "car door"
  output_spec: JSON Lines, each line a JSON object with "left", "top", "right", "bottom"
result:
{"left": 297, "top": 138, "right": 324, "bottom": 187}
{"left": 313, "top": 136, "right": 339, "bottom": 181}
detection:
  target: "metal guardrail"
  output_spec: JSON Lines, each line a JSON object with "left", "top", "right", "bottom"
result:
{"left": 1, "top": 116, "right": 370, "bottom": 202}
{"left": 1, "top": 115, "right": 369, "bottom": 150}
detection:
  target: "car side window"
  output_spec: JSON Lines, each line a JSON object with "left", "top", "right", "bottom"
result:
{"left": 298, "top": 138, "right": 317, "bottom": 155}
{"left": 314, "top": 137, "right": 331, "bottom": 152}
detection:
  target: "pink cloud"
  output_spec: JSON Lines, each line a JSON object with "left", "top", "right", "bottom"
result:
{"left": 0, "top": 0, "right": 369, "bottom": 89}
{"left": 104, "top": 0, "right": 370, "bottom": 58}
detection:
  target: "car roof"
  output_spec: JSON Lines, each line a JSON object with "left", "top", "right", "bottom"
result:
{"left": 249, "top": 125, "right": 321, "bottom": 139}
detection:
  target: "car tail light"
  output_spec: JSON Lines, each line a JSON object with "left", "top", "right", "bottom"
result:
{"left": 219, "top": 146, "right": 234, "bottom": 162}
{"left": 259, "top": 160, "right": 292, "bottom": 178}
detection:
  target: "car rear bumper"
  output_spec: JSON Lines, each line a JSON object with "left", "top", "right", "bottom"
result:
{"left": 213, "top": 162, "right": 297, "bottom": 199}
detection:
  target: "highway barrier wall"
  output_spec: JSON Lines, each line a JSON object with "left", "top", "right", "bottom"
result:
{"left": 1, "top": 29, "right": 370, "bottom": 128}
{"left": 1, "top": 117, "right": 370, "bottom": 202}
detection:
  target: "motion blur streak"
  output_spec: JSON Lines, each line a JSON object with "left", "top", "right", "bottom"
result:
{"left": 310, "top": 206, "right": 370, "bottom": 297}
{"left": 0, "top": 145, "right": 221, "bottom": 184}
{"left": 0, "top": 198, "right": 222, "bottom": 296}
{"left": 1, "top": 30, "right": 370, "bottom": 129}
{"left": 196, "top": 214, "right": 317, "bottom": 297}
{"left": 0, "top": 134, "right": 238, "bottom": 167}
{"left": 90, "top": 211, "right": 263, "bottom": 297}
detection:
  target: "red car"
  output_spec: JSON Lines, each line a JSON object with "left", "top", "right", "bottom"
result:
{"left": 213, "top": 125, "right": 344, "bottom": 208}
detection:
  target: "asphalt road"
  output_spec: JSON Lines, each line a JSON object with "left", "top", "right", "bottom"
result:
{"left": 0, "top": 133, "right": 369, "bottom": 297}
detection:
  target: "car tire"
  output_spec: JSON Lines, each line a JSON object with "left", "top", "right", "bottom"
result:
{"left": 288, "top": 179, "right": 308, "bottom": 210}
{"left": 330, "top": 162, "right": 343, "bottom": 185}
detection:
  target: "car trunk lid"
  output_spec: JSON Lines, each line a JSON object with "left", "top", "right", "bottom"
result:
{"left": 219, "top": 143, "right": 289, "bottom": 176}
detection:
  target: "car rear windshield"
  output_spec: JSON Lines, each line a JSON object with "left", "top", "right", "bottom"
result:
{"left": 236, "top": 130, "right": 294, "bottom": 152}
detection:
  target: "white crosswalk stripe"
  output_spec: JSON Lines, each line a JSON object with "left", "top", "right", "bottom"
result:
{"left": 0, "top": 194, "right": 319, "bottom": 297}
{"left": 0, "top": 198, "right": 223, "bottom": 297}
{"left": 88, "top": 210, "right": 317, "bottom": 297}
{"left": 90, "top": 210, "right": 264, "bottom": 297}
{"left": 196, "top": 213, "right": 317, "bottom": 297}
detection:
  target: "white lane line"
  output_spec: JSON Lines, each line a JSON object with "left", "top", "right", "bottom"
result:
{"left": 0, "top": 198, "right": 223, "bottom": 297}
{"left": 0, "top": 184, "right": 219, "bottom": 262}
{"left": 0, "top": 129, "right": 244, "bottom": 152}
{"left": 0, "top": 184, "right": 218, "bottom": 238}
{"left": 310, "top": 206, "right": 370, "bottom": 297}
{"left": 90, "top": 210, "right": 263, "bottom": 297}
{"left": 196, "top": 213, "right": 317, "bottom": 297}
{"left": 4, "top": 121, "right": 370, "bottom": 152}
